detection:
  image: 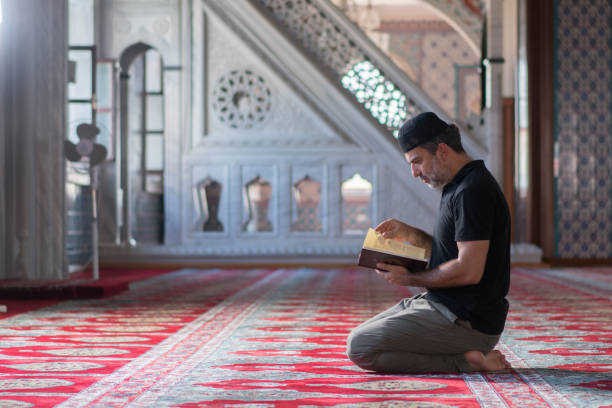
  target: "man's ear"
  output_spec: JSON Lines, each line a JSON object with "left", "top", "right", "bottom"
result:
{"left": 435, "top": 142, "right": 450, "bottom": 161}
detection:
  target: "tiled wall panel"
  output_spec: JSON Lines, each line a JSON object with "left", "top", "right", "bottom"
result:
{"left": 555, "top": 0, "right": 612, "bottom": 257}
{"left": 386, "top": 26, "right": 480, "bottom": 123}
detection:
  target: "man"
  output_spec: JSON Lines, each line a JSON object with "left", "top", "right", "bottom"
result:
{"left": 346, "top": 111, "right": 511, "bottom": 373}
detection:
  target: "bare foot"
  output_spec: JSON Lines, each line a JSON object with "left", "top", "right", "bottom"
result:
{"left": 464, "top": 350, "right": 511, "bottom": 372}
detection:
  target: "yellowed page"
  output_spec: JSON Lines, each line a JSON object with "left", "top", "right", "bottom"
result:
{"left": 362, "top": 228, "right": 426, "bottom": 260}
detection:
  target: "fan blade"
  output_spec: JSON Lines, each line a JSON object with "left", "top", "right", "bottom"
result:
{"left": 90, "top": 144, "right": 108, "bottom": 167}
{"left": 64, "top": 141, "right": 82, "bottom": 162}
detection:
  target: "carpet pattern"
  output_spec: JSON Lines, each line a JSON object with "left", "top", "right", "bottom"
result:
{"left": 0, "top": 267, "right": 610, "bottom": 407}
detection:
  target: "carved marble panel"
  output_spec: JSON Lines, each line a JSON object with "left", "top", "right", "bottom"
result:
{"left": 106, "top": 0, "right": 180, "bottom": 65}
{"left": 212, "top": 69, "right": 272, "bottom": 129}
{"left": 254, "top": 0, "right": 426, "bottom": 135}
{"left": 99, "top": 0, "right": 449, "bottom": 262}
{"left": 240, "top": 165, "right": 278, "bottom": 236}
{"left": 290, "top": 165, "right": 327, "bottom": 235}
{"left": 191, "top": 165, "right": 229, "bottom": 237}
{"left": 197, "top": 12, "right": 351, "bottom": 150}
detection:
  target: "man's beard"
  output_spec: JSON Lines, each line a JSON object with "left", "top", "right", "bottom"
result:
{"left": 424, "top": 178, "right": 444, "bottom": 190}
{"left": 422, "top": 159, "right": 450, "bottom": 190}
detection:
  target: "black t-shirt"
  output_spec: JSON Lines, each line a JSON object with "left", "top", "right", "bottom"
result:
{"left": 424, "top": 160, "right": 510, "bottom": 335}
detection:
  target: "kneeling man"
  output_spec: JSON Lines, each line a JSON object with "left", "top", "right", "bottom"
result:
{"left": 347, "top": 112, "right": 511, "bottom": 373}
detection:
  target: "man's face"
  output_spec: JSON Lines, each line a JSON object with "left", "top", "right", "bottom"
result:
{"left": 404, "top": 146, "right": 450, "bottom": 190}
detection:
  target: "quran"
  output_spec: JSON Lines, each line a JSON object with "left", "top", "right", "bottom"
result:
{"left": 358, "top": 228, "right": 428, "bottom": 272}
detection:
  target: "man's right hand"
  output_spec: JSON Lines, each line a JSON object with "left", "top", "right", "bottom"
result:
{"left": 374, "top": 218, "right": 412, "bottom": 242}
{"left": 375, "top": 219, "right": 433, "bottom": 259}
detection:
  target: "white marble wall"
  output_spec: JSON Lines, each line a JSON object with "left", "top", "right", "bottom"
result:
{"left": 0, "top": 0, "right": 68, "bottom": 279}
{"left": 97, "top": 0, "right": 442, "bottom": 264}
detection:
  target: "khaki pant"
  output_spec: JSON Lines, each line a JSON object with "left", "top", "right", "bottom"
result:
{"left": 346, "top": 294, "right": 500, "bottom": 373}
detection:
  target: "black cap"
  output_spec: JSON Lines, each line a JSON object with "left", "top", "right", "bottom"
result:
{"left": 398, "top": 112, "right": 449, "bottom": 153}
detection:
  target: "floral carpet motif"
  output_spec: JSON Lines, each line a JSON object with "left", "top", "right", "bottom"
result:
{"left": 0, "top": 267, "right": 610, "bottom": 407}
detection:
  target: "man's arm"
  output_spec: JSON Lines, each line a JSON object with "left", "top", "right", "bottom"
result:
{"left": 376, "top": 240, "right": 489, "bottom": 287}
{"left": 375, "top": 218, "right": 433, "bottom": 259}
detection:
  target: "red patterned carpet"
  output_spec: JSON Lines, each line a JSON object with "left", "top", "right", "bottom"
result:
{"left": 0, "top": 267, "right": 610, "bottom": 407}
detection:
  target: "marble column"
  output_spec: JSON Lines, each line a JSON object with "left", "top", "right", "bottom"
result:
{"left": 0, "top": 0, "right": 68, "bottom": 280}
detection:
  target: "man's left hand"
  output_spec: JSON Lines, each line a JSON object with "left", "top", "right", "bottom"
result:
{"left": 375, "top": 263, "right": 415, "bottom": 286}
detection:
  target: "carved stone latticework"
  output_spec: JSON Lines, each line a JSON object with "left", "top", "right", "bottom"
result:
{"left": 262, "top": 0, "right": 360, "bottom": 74}
{"left": 255, "top": 0, "right": 425, "bottom": 134}
{"left": 342, "top": 61, "right": 415, "bottom": 131}
{"left": 212, "top": 69, "right": 272, "bottom": 129}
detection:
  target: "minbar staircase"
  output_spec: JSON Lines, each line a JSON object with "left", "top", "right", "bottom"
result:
{"left": 250, "top": 0, "right": 487, "bottom": 159}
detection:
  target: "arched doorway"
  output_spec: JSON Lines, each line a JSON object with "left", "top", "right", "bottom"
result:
{"left": 118, "top": 43, "right": 165, "bottom": 245}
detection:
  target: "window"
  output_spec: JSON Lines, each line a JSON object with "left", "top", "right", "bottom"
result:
{"left": 291, "top": 174, "right": 323, "bottom": 233}
{"left": 341, "top": 172, "right": 372, "bottom": 235}
{"left": 67, "top": 46, "right": 95, "bottom": 147}
{"left": 67, "top": 0, "right": 115, "bottom": 158}
{"left": 142, "top": 49, "right": 164, "bottom": 194}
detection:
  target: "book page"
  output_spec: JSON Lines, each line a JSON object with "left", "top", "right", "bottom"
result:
{"left": 362, "top": 228, "right": 426, "bottom": 260}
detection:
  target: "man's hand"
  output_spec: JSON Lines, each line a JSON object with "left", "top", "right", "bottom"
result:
{"left": 375, "top": 219, "right": 433, "bottom": 259}
{"left": 380, "top": 240, "right": 490, "bottom": 289}
{"left": 374, "top": 219, "right": 411, "bottom": 242}
{"left": 375, "top": 263, "right": 416, "bottom": 286}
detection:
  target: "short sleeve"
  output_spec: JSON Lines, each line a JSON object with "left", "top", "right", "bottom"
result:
{"left": 453, "top": 187, "right": 494, "bottom": 242}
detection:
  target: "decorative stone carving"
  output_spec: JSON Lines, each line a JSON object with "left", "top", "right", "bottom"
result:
{"left": 242, "top": 175, "right": 273, "bottom": 232}
{"left": 291, "top": 175, "right": 322, "bottom": 232}
{"left": 112, "top": 16, "right": 173, "bottom": 47}
{"left": 255, "top": 0, "right": 487, "bottom": 138}
{"left": 196, "top": 177, "right": 223, "bottom": 232}
{"left": 152, "top": 18, "right": 171, "bottom": 36}
{"left": 342, "top": 60, "right": 413, "bottom": 132}
{"left": 100, "top": 243, "right": 365, "bottom": 258}
{"left": 256, "top": 0, "right": 423, "bottom": 134}
{"left": 212, "top": 69, "right": 272, "bottom": 129}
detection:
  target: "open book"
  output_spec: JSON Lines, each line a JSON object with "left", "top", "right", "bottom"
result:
{"left": 358, "top": 228, "right": 428, "bottom": 272}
